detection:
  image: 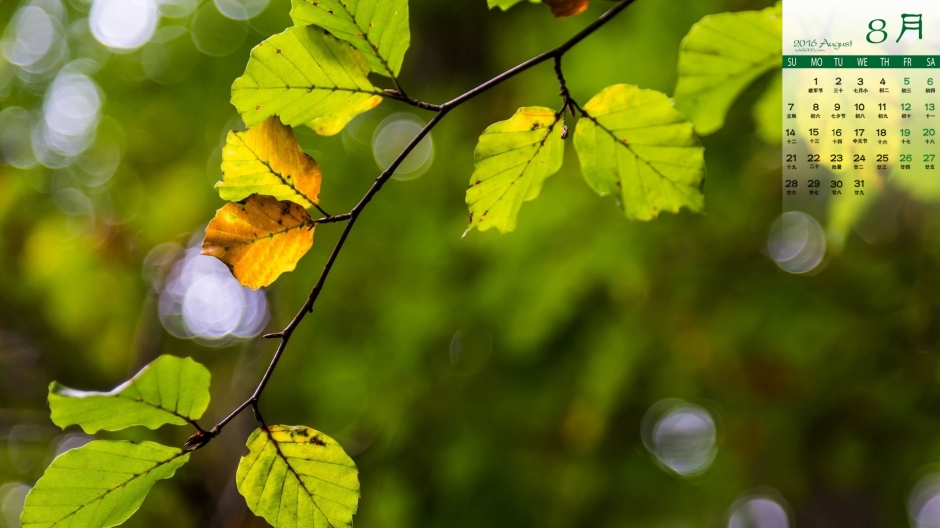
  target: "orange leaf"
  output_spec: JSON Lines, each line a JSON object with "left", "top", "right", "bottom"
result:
{"left": 542, "top": 0, "right": 589, "bottom": 17}
{"left": 202, "top": 194, "right": 314, "bottom": 289}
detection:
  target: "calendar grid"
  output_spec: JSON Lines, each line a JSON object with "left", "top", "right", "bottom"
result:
{"left": 781, "top": 0, "right": 940, "bottom": 220}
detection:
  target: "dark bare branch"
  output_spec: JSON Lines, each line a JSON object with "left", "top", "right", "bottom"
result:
{"left": 199, "top": 0, "right": 637, "bottom": 447}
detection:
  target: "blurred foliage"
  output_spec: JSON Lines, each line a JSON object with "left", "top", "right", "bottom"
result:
{"left": 674, "top": 1, "right": 781, "bottom": 135}
{"left": 3, "top": 0, "right": 940, "bottom": 527}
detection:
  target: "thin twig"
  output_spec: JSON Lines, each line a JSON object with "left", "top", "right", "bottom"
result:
{"left": 390, "top": 75, "right": 409, "bottom": 100}
{"left": 196, "top": 0, "right": 637, "bottom": 448}
{"left": 311, "top": 202, "right": 331, "bottom": 217}
{"left": 383, "top": 89, "right": 445, "bottom": 112}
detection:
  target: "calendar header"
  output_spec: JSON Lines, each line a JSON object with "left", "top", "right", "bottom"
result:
{"left": 786, "top": 0, "right": 940, "bottom": 56}
{"left": 784, "top": 55, "right": 940, "bottom": 68}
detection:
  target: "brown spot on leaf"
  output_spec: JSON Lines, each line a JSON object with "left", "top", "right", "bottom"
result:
{"left": 203, "top": 194, "right": 315, "bottom": 289}
{"left": 542, "top": 0, "right": 589, "bottom": 17}
{"left": 310, "top": 436, "right": 326, "bottom": 446}
{"left": 255, "top": 105, "right": 261, "bottom": 110}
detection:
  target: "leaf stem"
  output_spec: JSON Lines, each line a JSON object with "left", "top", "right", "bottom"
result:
{"left": 197, "top": 0, "right": 638, "bottom": 449}
{"left": 553, "top": 55, "right": 578, "bottom": 116}
{"left": 312, "top": 213, "right": 352, "bottom": 225}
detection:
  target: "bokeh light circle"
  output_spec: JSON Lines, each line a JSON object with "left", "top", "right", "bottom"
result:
{"left": 2, "top": 6, "right": 56, "bottom": 67}
{"left": 157, "top": 0, "right": 200, "bottom": 18}
{"left": 31, "top": 66, "right": 102, "bottom": 166}
{"left": 372, "top": 113, "right": 435, "bottom": 181}
{"left": 0, "top": 107, "right": 39, "bottom": 168}
{"left": 43, "top": 69, "right": 100, "bottom": 140}
{"left": 142, "top": 26, "right": 201, "bottom": 85}
{"left": 908, "top": 473, "right": 940, "bottom": 528}
{"left": 767, "top": 211, "right": 826, "bottom": 274}
{"left": 153, "top": 236, "right": 269, "bottom": 346}
{"left": 641, "top": 399, "right": 718, "bottom": 477}
{"left": 190, "top": 2, "right": 249, "bottom": 57}
{"left": 445, "top": 328, "right": 492, "bottom": 376}
{"left": 89, "top": 0, "right": 158, "bottom": 51}
{"left": 52, "top": 432, "right": 93, "bottom": 456}
{"left": 727, "top": 494, "right": 791, "bottom": 528}
{"left": 1, "top": 2, "right": 69, "bottom": 83}
{"left": 76, "top": 137, "right": 121, "bottom": 187}
{"left": 0, "top": 482, "right": 31, "bottom": 528}
{"left": 215, "top": 0, "right": 270, "bottom": 21}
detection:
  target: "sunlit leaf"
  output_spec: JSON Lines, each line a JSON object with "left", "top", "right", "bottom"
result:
{"left": 217, "top": 117, "right": 322, "bottom": 209}
{"left": 236, "top": 425, "right": 359, "bottom": 528}
{"left": 543, "top": 0, "right": 589, "bottom": 17}
{"left": 466, "top": 107, "right": 564, "bottom": 234}
{"left": 203, "top": 194, "right": 315, "bottom": 289}
{"left": 487, "top": 0, "right": 539, "bottom": 10}
{"left": 575, "top": 84, "right": 706, "bottom": 220}
{"left": 752, "top": 71, "right": 782, "bottom": 144}
{"left": 673, "top": 2, "right": 781, "bottom": 135}
{"left": 49, "top": 355, "right": 210, "bottom": 434}
{"left": 290, "top": 0, "right": 409, "bottom": 78}
{"left": 20, "top": 441, "right": 189, "bottom": 528}
{"left": 231, "top": 26, "right": 383, "bottom": 136}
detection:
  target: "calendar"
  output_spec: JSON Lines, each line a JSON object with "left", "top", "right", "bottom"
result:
{"left": 783, "top": 0, "right": 940, "bottom": 217}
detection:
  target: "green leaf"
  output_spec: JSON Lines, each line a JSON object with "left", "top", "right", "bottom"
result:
{"left": 231, "top": 26, "right": 383, "bottom": 136}
{"left": 487, "top": 0, "right": 539, "bottom": 10}
{"left": 49, "top": 355, "right": 210, "bottom": 434}
{"left": 466, "top": 107, "right": 564, "bottom": 234}
{"left": 673, "top": 2, "right": 781, "bottom": 135}
{"left": 237, "top": 425, "right": 359, "bottom": 528}
{"left": 290, "top": 0, "right": 409, "bottom": 78}
{"left": 752, "top": 71, "right": 782, "bottom": 144}
{"left": 20, "top": 440, "right": 189, "bottom": 528}
{"left": 574, "top": 84, "right": 706, "bottom": 220}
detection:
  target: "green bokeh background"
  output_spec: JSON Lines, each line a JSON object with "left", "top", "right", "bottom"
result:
{"left": 2, "top": 0, "right": 939, "bottom": 526}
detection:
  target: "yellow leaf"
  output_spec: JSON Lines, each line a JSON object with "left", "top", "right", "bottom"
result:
{"left": 202, "top": 194, "right": 314, "bottom": 289}
{"left": 466, "top": 107, "right": 564, "bottom": 234}
{"left": 543, "top": 0, "right": 589, "bottom": 17}
{"left": 217, "top": 117, "right": 322, "bottom": 209}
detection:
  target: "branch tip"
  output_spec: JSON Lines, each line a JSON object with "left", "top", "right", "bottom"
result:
{"left": 183, "top": 428, "right": 217, "bottom": 452}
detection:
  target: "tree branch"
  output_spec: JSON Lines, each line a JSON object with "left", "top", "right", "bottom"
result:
{"left": 382, "top": 89, "right": 445, "bottom": 112}
{"left": 197, "top": 0, "right": 638, "bottom": 447}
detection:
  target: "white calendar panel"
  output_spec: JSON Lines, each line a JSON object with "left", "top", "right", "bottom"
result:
{"left": 784, "top": 0, "right": 940, "bottom": 219}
